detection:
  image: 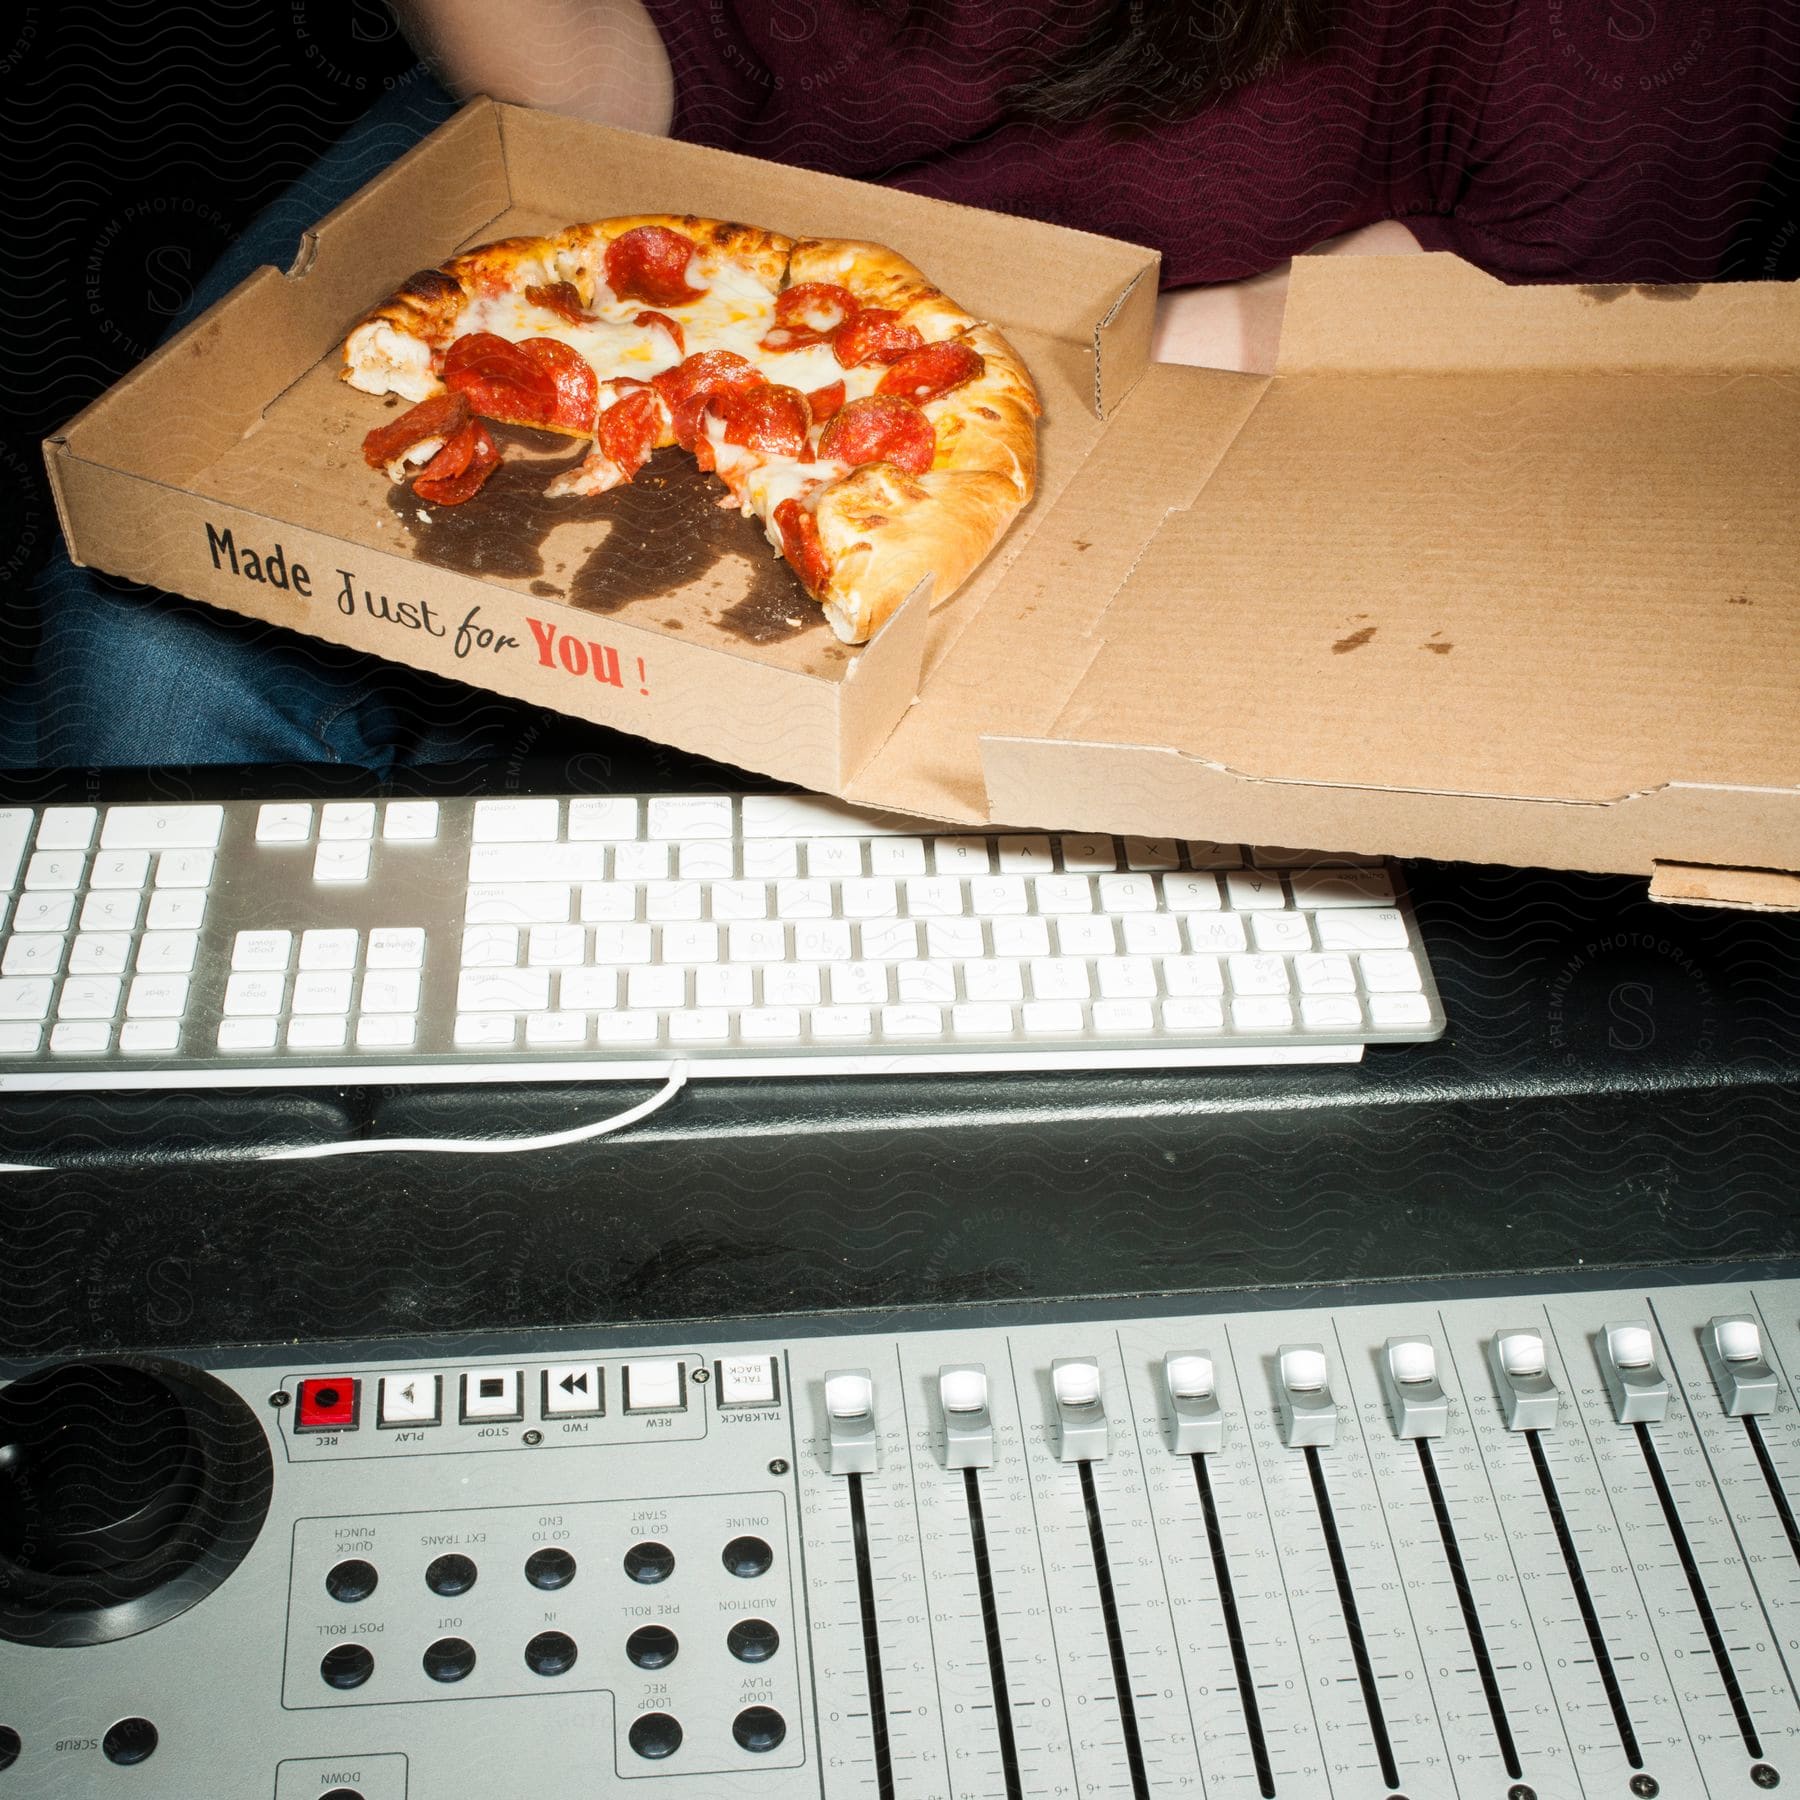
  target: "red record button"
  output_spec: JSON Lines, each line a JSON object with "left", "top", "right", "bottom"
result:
{"left": 296, "top": 1377, "right": 360, "bottom": 1430}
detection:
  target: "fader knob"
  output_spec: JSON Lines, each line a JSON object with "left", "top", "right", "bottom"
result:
{"left": 1703, "top": 1315, "right": 1779, "bottom": 1416}
{"left": 1276, "top": 1344, "right": 1337, "bottom": 1447}
{"left": 1378, "top": 1335, "right": 1448, "bottom": 1439}
{"left": 1488, "top": 1328, "right": 1559, "bottom": 1431}
{"left": 1163, "top": 1352, "right": 1223, "bottom": 1454}
{"left": 1598, "top": 1321, "right": 1670, "bottom": 1424}
{"left": 1051, "top": 1358, "right": 1107, "bottom": 1462}
{"left": 939, "top": 1365, "right": 993, "bottom": 1469}
{"left": 825, "top": 1370, "right": 878, "bottom": 1476}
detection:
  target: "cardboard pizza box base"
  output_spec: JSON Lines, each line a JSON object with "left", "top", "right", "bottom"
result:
{"left": 45, "top": 99, "right": 1800, "bottom": 908}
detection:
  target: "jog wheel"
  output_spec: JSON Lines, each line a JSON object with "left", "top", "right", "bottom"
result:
{"left": 0, "top": 1358, "right": 273, "bottom": 1647}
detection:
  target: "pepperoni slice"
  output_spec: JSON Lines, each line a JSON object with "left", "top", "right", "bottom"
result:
{"left": 524, "top": 280, "right": 590, "bottom": 325}
{"left": 517, "top": 338, "right": 600, "bottom": 434}
{"left": 414, "top": 419, "right": 500, "bottom": 505}
{"left": 832, "top": 308, "right": 926, "bottom": 369}
{"left": 761, "top": 282, "right": 860, "bottom": 351}
{"left": 774, "top": 498, "right": 830, "bottom": 596}
{"left": 596, "top": 388, "right": 667, "bottom": 483}
{"left": 604, "top": 225, "right": 705, "bottom": 307}
{"left": 442, "top": 332, "right": 558, "bottom": 425}
{"left": 716, "top": 384, "right": 810, "bottom": 459}
{"left": 877, "top": 340, "right": 985, "bottom": 405}
{"left": 635, "top": 310, "right": 686, "bottom": 356}
{"left": 361, "top": 390, "right": 470, "bottom": 472}
{"left": 651, "top": 350, "right": 764, "bottom": 450}
{"left": 818, "top": 394, "right": 936, "bottom": 475}
{"left": 805, "top": 379, "right": 845, "bottom": 423}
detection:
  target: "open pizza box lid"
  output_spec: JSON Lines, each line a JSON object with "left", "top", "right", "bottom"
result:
{"left": 44, "top": 99, "right": 1800, "bottom": 909}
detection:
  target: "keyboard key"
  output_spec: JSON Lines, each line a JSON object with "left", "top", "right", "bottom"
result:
{"left": 763, "top": 965, "right": 822, "bottom": 1007}
{"left": 101, "top": 805, "right": 223, "bottom": 850}
{"left": 68, "top": 933, "right": 130, "bottom": 976}
{"left": 1098, "top": 873, "right": 1157, "bottom": 914}
{"left": 1093, "top": 999, "right": 1154, "bottom": 1034}
{"left": 841, "top": 877, "right": 897, "bottom": 919}
{"left": 830, "top": 962, "right": 889, "bottom": 1005}
{"left": 1021, "top": 999, "right": 1083, "bottom": 1034}
{"left": 527, "top": 923, "right": 586, "bottom": 966}
{"left": 591, "top": 924, "right": 652, "bottom": 964}
{"left": 710, "top": 880, "right": 768, "bottom": 922}
{"left": 526, "top": 1010, "right": 589, "bottom": 1046}
{"left": 145, "top": 890, "right": 206, "bottom": 930}
{"left": 669, "top": 1008, "right": 730, "bottom": 1044}
{"left": 155, "top": 848, "right": 214, "bottom": 888}
{"left": 219, "top": 1018, "right": 278, "bottom": 1052}
{"left": 1183, "top": 840, "right": 1243, "bottom": 869}
{"left": 776, "top": 879, "right": 833, "bottom": 920}
{"left": 89, "top": 850, "right": 149, "bottom": 889}
{"left": 137, "top": 931, "right": 199, "bottom": 974}
{"left": 367, "top": 927, "right": 426, "bottom": 969}
{"left": 1187, "top": 915, "right": 1248, "bottom": 955}
{"left": 299, "top": 929, "right": 359, "bottom": 971}
{"left": 467, "top": 883, "right": 570, "bottom": 925}
{"left": 25, "top": 851, "right": 83, "bottom": 889}
{"left": 233, "top": 930, "right": 293, "bottom": 971}
{"left": 903, "top": 877, "right": 963, "bottom": 918}
{"left": 963, "top": 959, "right": 1022, "bottom": 1002}
{"left": 953, "top": 1002, "right": 1015, "bottom": 1036}
{"left": 1251, "top": 912, "right": 1312, "bottom": 953}
{"left": 805, "top": 839, "right": 862, "bottom": 879}
{"left": 741, "top": 794, "right": 917, "bottom": 838}
{"left": 293, "top": 972, "right": 354, "bottom": 1015}
{"left": 455, "top": 1013, "right": 518, "bottom": 1047}
{"left": 727, "top": 920, "right": 785, "bottom": 963}
{"left": 1369, "top": 991, "right": 1432, "bottom": 1029}
{"left": 580, "top": 882, "right": 638, "bottom": 923}
{"left": 934, "top": 836, "right": 992, "bottom": 875}
{"left": 319, "top": 802, "right": 377, "bottom": 842}
{"left": 1316, "top": 909, "right": 1410, "bottom": 951}
{"left": 677, "top": 840, "right": 734, "bottom": 880}
{"left": 648, "top": 796, "right": 732, "bottom": 839}
{"left": 645, "top": 880, "right": 703, "bottom": 922}
{"left": 383, "top": 800, "right": 440, "bottom": 841}
{"left": 357, "top": 1014, "right": 417, "bottom": 1050}
{"left": 927, "top": 917, "right": 986, "bottom": 961}
{"left": 869, "top": 837, "right": 927, "bottom": 875}
{"left": 461, "top": 925, "right": 519, "bottom": 967}
{"left": 1059, "top": 835, "right": 1116, "bottom": 872}
{"left": 470, "top": 843, "right": 608, "bottom": 883}
{"left": 1122, "top": 837, "right": 1179, "bottom": 871}
{"left": 970, "top": 875, "right": 1027, "bottom": 916}
{"left": 742, "top": 839, "right": 798, "bottom": 879}
{"left": 3, "top": 936, "right": 66, "bottom": 978}
{"left": 991, "top": 917, "right": 1049, "bottom": 959}
{"left": 51, "top": 1021, "right": 111, "bottom": 1055}
{"left": 58, "top": 977, "right": 121, "bottom": 1019}
{"left": 1034, "top": 876, "right": 1093, "bottom": 915}
{"left": 895, "top": 961, "right": 956, "bottom": 1004}
{"left": 627, "top": 966, "right": 687, "bottom": 1009}
{"left": 1164, "top": 955, "right": 1224, "bottom": 997}
{"left": 0, "top": 978, "right": 52, "bottom": 1020}
{"left": 558, "top": 967, "right": 616, "bottom": 1009}
{"left": 595, "top": 1010, "right": 659, "bottom": 1046}
{"left": 998, "top": 835, "right": 1053, "bottom": 873}
{"left": 313, "top": 841, "right": 370, "bottom": 883}
{"left": 13, "top": 893, "right": 74, "bottom": 933}
{"left": 740, "top": 1007, "right": 801, "bottom": 1040}
{"left": 1161, "top": 872, "right": 1221, "bottom": 912}
{"left": 1359, "top": 950, "right": 1423, "bottom": 992}
{"left": 1096, "top": 957, "right": 1156, "bottom": 1000}
{"left": 694, "top": 965, "right": 753, "bottom": 1008}
{"left": 1055, "top": 916, "right": 1115, "bottom": 958}
{"left": 224, "top": 972, "right": 286, "bottom": 1016}
{"left": 1163, "top": 996, "right": 1224, "bottom": 1031}
{"left": 859, "top": 919, "right": 918, "bottom": 962}
{"left": 1295, "top": 953, "right": 1356, "bottom": 994}
{"left": 1302, "top": 995, "right": 1364, "bottom": 1030}
{"left": 288, "top": 1016, "right": 348, "bottom": 1050}
{"left": 80, "top": 890, "right": 142, "bottom": 932}
{"left": 361, "top": 970, "right": 422, "bottom": 1014}
{"left": 0, "top": 811, "right": 31, "bottom": 888}
{"left": 1224, "top": 870, "right": 1286, "bottom": 911}
{"left": 458, "top": 969, "right": 551, "bottom": 1012}
{"left": 1232, "top": 996, "right": 1294, "bottom": 1032}
{"left": 661, "top": 922, "right": 718, "bottom": 964}
{"left": 120, "top": 1020, "right": 179, "bottom": 1054}
{"left": 613, "top": 841, "right": 669, "bottom": 882}
{"left": 126, "top": 975, "right": 189, "bottom": 1019}
{"left": 1228, "top": 954, "right": 1290, "bottom": 996}
{"left": 567, "top": 796, "right": 638, "bottom": 839}
{"left": 811, "top": 1005, "right": 872, "bottom": 1040}
{"left": 473, "top": 797, "right": 560, "bottom": 842}
{"left": 255, "top": 802, "right": 313, "bottom": 843}
{"left": 1122, "top": 914, "right": 1182, "bottom": 956}
{"left": 793, "top": 921, "right": 851, "bottom": 962}
{"left": 1029, "top": 958, "right": 1091, "bottom": 1001}
{"left": 1289, "top": 867, "right": 1396, "bottom": 908}
{"left": 882, "top": 1004, "right": 943, "bottom": 1038}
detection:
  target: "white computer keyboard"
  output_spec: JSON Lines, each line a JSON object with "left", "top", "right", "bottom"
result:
{"left": 0, "top": 794, "right": 1445, "bottom": 1089}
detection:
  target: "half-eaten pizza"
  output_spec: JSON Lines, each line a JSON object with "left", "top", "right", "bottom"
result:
{"left": 342, "top": 216, "right": 1040, "bottom": 643}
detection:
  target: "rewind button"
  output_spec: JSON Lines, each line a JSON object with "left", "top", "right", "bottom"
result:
{"left": 378, "top": 1372, "right": 442, "bottom": 1428}
{"left": 542, "top": 1363, "right": 604, "bottom": 1418}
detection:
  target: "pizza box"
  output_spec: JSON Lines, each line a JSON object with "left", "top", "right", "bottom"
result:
{"left": 44, "top": 98, "right": 1800, "bottom": 909}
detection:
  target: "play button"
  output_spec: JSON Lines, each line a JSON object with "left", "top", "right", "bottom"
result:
{"left": 542, "top": 1364, "right": 603, "bottom": 1418}
{"left": 377, "top": 1372, "right": 442, "bottom": 1428}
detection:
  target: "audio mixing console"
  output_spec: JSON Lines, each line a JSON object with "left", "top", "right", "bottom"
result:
{"left": 4, "top": 1273, "right": 1800, "bottom": 1799}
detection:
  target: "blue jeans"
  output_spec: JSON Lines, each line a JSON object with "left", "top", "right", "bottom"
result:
{"left": 5, "top": 74, "right": 591, "bottom": 772}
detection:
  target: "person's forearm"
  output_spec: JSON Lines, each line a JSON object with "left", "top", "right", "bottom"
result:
{"left": 1152, "top": 219, "right": 1424, "bottom": 373}
{"left": 390, "top": 0, "right": 674, "bottom": 134}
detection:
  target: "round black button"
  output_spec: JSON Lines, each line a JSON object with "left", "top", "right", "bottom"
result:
{"left": 322, "top": 1791, "right": 362, "bottom": 1800}
{"left": 626, "top": 1624, "right": 679, "bottom": 1670}
{"left": 320, "top": 1643, "right": 375, "bottom": 1690}
{"left": 524, "top": 1547, "right": 576, "bottom": 1591}
{"left": 721, "top": 1534, "right": 773, "bottom": 1578}
{"left": 0, "top": 1726, "right": 20, "bottom": 1771}
{"left": 102, "top": 1717, "right": 158, "bottom": 1766}
{"left": 325, "top": 1558, "right": 378, "bottom": 1604}
{"left": 727, "top": 1618, "right": 781, "bottom": 1663}
{"left": 628, "top": 1712, "right": 683, "bottom": 1761}
{"left": 623, "top": 1540, "right": 675, "bottom": 1585}
{"left": 524, "top": 1630, "right": 578, "bottom": 1677}
{"left": 733, "top": 1705, "right": 786, "bottom": 1754}
{"left": 422, "top": 1636, "right": 477, "bottom": 1683}
{"left": 425, "top": 1553, "right": 478, "bottom": 1597}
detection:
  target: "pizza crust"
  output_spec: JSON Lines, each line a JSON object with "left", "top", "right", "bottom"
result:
{"left": 343, "top": 216, "right": 1040, "bottom": 644}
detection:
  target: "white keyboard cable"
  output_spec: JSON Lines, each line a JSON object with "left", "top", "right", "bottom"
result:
{"left": 0, "top": 1062, "right": 690, "bottom": 1172}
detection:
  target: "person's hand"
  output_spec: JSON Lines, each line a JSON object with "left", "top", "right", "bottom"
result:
{"left": 1152, "top": 219, "right": 1423, "bottom": 373}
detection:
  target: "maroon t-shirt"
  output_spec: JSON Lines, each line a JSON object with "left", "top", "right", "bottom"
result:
{"left": 643, "top": 0, "right": 1795, "bottom": 285}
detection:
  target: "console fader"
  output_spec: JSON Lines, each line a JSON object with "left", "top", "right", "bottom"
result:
{"left": 4, "top": 1276, "right": 1800, "bottom": 1798}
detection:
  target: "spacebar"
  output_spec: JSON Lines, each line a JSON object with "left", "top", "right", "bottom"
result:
{"left": 740, "top": 796, "right": 939, "bottom": 838}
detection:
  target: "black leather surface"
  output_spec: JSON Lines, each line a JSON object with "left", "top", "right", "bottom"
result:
{"left": 2, "top": 755, "right": 1797, "bottom": 1360}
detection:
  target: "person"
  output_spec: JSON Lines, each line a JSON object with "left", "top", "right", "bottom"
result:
{"left": 13, "top": 0, "right": 1794, "bottom": 769}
